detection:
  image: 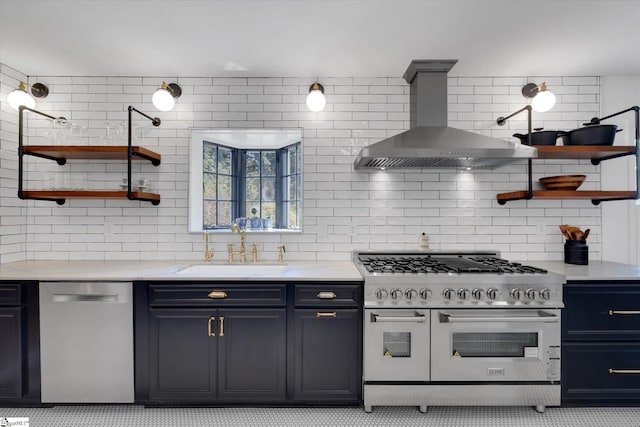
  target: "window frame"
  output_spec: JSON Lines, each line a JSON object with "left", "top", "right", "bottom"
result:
{"left": 189, "top": 129, "right": 303, "bottom": 234}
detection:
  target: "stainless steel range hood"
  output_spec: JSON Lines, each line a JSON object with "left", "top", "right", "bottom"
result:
{"left": 353, "top": 60, "right": 537, "bottom": 170}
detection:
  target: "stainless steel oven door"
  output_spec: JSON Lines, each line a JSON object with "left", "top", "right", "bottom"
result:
{"left": 431, "top": 309, "right": 561, "bottom": 382}
{"left": 364, "top": 309, "right": 430, "bottom": 381}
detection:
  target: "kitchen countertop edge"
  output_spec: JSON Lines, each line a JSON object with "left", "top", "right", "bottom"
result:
{"left": 0, "top": 260, "right": 363, "bottom": 282}
{"left": 2, "top": 259, "right": 640, "bottom": 282}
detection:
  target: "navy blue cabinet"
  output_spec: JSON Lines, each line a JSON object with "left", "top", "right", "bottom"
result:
{"left": 138, "top": 282, "right": 287, "bottom": 404}
{"left": 0, "top": 281, "right": 40, "bottom": 403}
{"left": 291, "top": 283, "right": 362, "bottom": 403}
{"left": 136, "top": 280, "right": 363, "bottom": 405}
{"left": 562, "top": 281, "right": 640, "bottom": 406}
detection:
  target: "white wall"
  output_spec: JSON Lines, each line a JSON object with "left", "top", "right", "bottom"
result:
{"left": 0, "top": 64, "right": 28, "bottom": 263}
{"left": 1, "top": 67, "right": 606, "bottom": 262}
{"left": 601, "top": 76, "right": 640, "bottom": 264}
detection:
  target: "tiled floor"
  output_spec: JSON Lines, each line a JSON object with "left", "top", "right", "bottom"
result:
{"left": 1, "top": 405, "right": 639, "bottom": 427}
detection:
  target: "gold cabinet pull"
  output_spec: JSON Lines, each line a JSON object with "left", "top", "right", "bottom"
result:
{"left": 609, "top": 310, "right": 640, "bottom": 315}
{"left": 316, "top": 312, "right": 337, "bottom": 318}
{"left": 208, "top": 291, "right": 228, "bottom": 299}
{"left": 219, "top": 316, "right": 225, "bottom": 336}
{"left": 317, "top": 291, "right": 337, "bottom": 299}
{"left": 609, "top": 368, "right": 640, "bottom": 374}
{"left": 208, "top": 316, "right": 216, "bottom": 337}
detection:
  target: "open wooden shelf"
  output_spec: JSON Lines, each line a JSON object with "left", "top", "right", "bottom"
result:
{"left": 535, "top": 145, "right": 636, "bottom": 161}
{"left": 497, "top": 190, "right": 636, "bottom": 204}
{"left": 22, "top": 190, "right": 160, "bottom": 205}
{"left": 23, "top": 145, "right": 161, "bottom": 165}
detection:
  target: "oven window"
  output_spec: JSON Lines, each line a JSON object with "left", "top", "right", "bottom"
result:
{"left": 383, "top": 332, "right": 411, "bottom": 357}
{"left": 452, "top": 332, "right": 538, "bottom": 357}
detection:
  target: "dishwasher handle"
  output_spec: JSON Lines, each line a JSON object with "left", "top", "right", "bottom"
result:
{"left": 52, "top": 294, "right": 119, "bottom": 303}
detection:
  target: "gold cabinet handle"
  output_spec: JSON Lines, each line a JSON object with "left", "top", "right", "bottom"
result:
{"left": 219, "top": 316, "right": 225, "bottom": 336}
{"left": 208, "top": 316, "right": 216, "bottom": 337}
{"left": 208, "top": 291, "right": 228, "bottom": 299}
{"left": 609, "top": 368, "right": 640, "bottom": 374}
{"left": 316, "top": 312, "right": 337, "bottom": 318}
{"left": 317, "top": 291, "right": 337, "bottom": 299}
{"left": 609, "top": 310, "right": 640, "bottom": 315}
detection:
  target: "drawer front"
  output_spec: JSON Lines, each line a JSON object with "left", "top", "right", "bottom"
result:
{"left": 563, "top": 282, "right": 640, "bottom": 341}
{"left": 294, "top": 283, "right": 362, "bottom": 307}
{"left": 562, "top": 342, "right": 640, "bottom": 404}
{"left": 0, "top": 284, "right": 21, "bottom": 306}
{"left": 149, "top": 283, "right": 286, "bottom": 307}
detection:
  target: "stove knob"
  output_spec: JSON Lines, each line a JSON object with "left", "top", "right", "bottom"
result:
{"left": 420, "top": 288, "right": 432, "bottom": 300}
{"left": 457, "top": 288, "right": 470, "bottom": 300}
{"left": 539, "top": 288, "right": 551, "bottom": 300}
{"left": 405, "top": 289, "right": 418, "bottom": 300}
{"left": 486, "top": 288, "right": 499, "bottom": 300}
{"left": 375, "top": 288, "right": 389, "bottom": 300}
{"left": 510, "top": 288, "right": 523, "bottom": 300}
{"left": 472, "top": 288, "right": 484, "bottom": 300}
{"left": 525, "top": 288, "right": 537, "bottom": 300}
{"left": 390, "top": 288, "right": 403, "bottom": 300}
{"left": 443, "top": 288, "right": 455, "bottom": 301}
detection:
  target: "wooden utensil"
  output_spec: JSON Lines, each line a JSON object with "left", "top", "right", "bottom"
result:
{"left": 582, "top": 229, "right": 590, "bottom": 240}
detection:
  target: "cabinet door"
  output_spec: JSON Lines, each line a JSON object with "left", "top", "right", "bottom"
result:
{"left": 563, "top": 342, "right": 640, "bottom": 405}
{"left": 217, "top": 308, "right": 286, "bottom": 401}
{"left": 148, "top": 309, "right": 217, "bottom": 401}
{"left": 563, "top": 282, "right": 640, "bottom": 341}
{"left": 0, "top": 307, "right": 23, "bottom": 398}
{"left": 292, "top": 308, "right": 362, "bottom": 401}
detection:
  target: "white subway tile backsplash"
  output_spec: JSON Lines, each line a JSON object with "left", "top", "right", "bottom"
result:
{"left": 0, "top": 65, "right": 607, "bottom": 263}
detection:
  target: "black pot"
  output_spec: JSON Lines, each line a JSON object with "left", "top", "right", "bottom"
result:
{"left": 562, "top": 124, "right": 621, "bottom": 146}
{"left": 513, "top": 128, "right": 564, "bottom": 146}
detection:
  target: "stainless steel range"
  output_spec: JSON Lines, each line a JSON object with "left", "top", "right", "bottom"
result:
{"left": 354, "top": 250, "right": 565, "bottom": 414}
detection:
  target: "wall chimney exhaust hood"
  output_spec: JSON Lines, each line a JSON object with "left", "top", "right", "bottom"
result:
{"left": 353, "top": 60, "right": 537, "bottom": 170}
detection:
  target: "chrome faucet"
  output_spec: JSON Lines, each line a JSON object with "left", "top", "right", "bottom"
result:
{"left": 228, "top": 224, "right": 247, "bottom": 263}
{"left": 203, "top": 231, "right": 214, "bottom": 262}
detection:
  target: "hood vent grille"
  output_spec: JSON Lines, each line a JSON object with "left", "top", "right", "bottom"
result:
{"left": 357, "top": 157, "right": 510, "bottom": 169}
{"left": 353, "top": 59, "right": 537, "bottom": 170}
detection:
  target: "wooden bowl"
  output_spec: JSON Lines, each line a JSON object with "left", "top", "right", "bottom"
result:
{"left": 539, "top": 175, "right": 586, "bottom": 191}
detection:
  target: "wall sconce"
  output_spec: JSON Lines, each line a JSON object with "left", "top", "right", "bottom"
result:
{"left": 7, "top": 81, "right": 49, "bottom": 111}
{"left": 152, "top": 81, "right": 182, "bottom": 112}
{"left": 522, "top": 82, "right": 556, "bottom": 113}
{"left": 306, "top": 82, "right": 326, "bottom": 112}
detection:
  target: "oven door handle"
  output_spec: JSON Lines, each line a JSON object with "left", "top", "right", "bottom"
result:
{"left": 439, "top": 311, "right": 559, "bottom": 323}
{"left": 372, "top": 314, "right": 427, "bottom": 323}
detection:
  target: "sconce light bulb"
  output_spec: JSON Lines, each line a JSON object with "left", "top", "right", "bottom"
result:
{"left": 7, "top": 87, "right": 35, "bottom": 110}
{"left": 306, "top": 82, "right": 326, "bottom": 112}
{"left": 152, "top": 87, "right": 175, "bottom": 112}
{"left": 531, "top": 89, "right": 556, "bottom": 113}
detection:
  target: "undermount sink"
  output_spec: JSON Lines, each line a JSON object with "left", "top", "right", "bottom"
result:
{"left": 175, "top": 263, "right": 287, "bottom": 276}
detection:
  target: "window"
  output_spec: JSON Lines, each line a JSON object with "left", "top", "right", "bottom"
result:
{"left": 189, "top": 129, "right": 303, "bottom": 233}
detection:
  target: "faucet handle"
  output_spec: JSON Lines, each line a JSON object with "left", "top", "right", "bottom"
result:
{"left": 227, "top": 242, "right": 234, "bottom": 263}
{"left": 277, "top": 245, "right": 285, "bottom": 263}
{"left": 251, "top": 243, "right": 258, "bottom": 263}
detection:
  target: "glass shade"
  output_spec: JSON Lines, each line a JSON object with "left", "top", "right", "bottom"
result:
{"left": 306, "top": 89, "right": 326, "bottom": 112}
{"left": 8, "top": 89, "right": 35, "bottom": 110}
{"left": 531, "top": 90, "right": 556, "bottom": 113}
{"left": 152, "top": 88, "right": 175, "bottom": 112}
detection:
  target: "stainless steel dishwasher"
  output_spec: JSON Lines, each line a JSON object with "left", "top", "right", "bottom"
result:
{"left": 39, "top": 281, "right": 134, "bottom": 403}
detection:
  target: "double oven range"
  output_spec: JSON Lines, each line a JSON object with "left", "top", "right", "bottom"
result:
{"left": 354, "top": 251, "right": 565, "bottom": 413}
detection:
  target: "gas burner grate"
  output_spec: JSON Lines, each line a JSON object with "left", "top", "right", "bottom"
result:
{"left": 467, "top": 256, "right": 547, "bottom": 274}
{"left": 358, "top": 254, "right": 547, "bottom": 275}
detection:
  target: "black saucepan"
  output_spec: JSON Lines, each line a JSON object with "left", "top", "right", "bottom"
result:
{"left": 513, "top": 128, "right": 565, "bottom": 146}
{"left": 561, "top": 124, "right": 621, "bottom": 146}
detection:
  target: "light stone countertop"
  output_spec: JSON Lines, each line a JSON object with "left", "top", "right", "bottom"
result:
{"left": 1, "top": 259, "right": 640, "bottom": 283}
{"left": 521, "top": 260, "right": 640, "bottom": 282}
{"left": 0, "top": 260, "right": 363, "bottom": 282}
